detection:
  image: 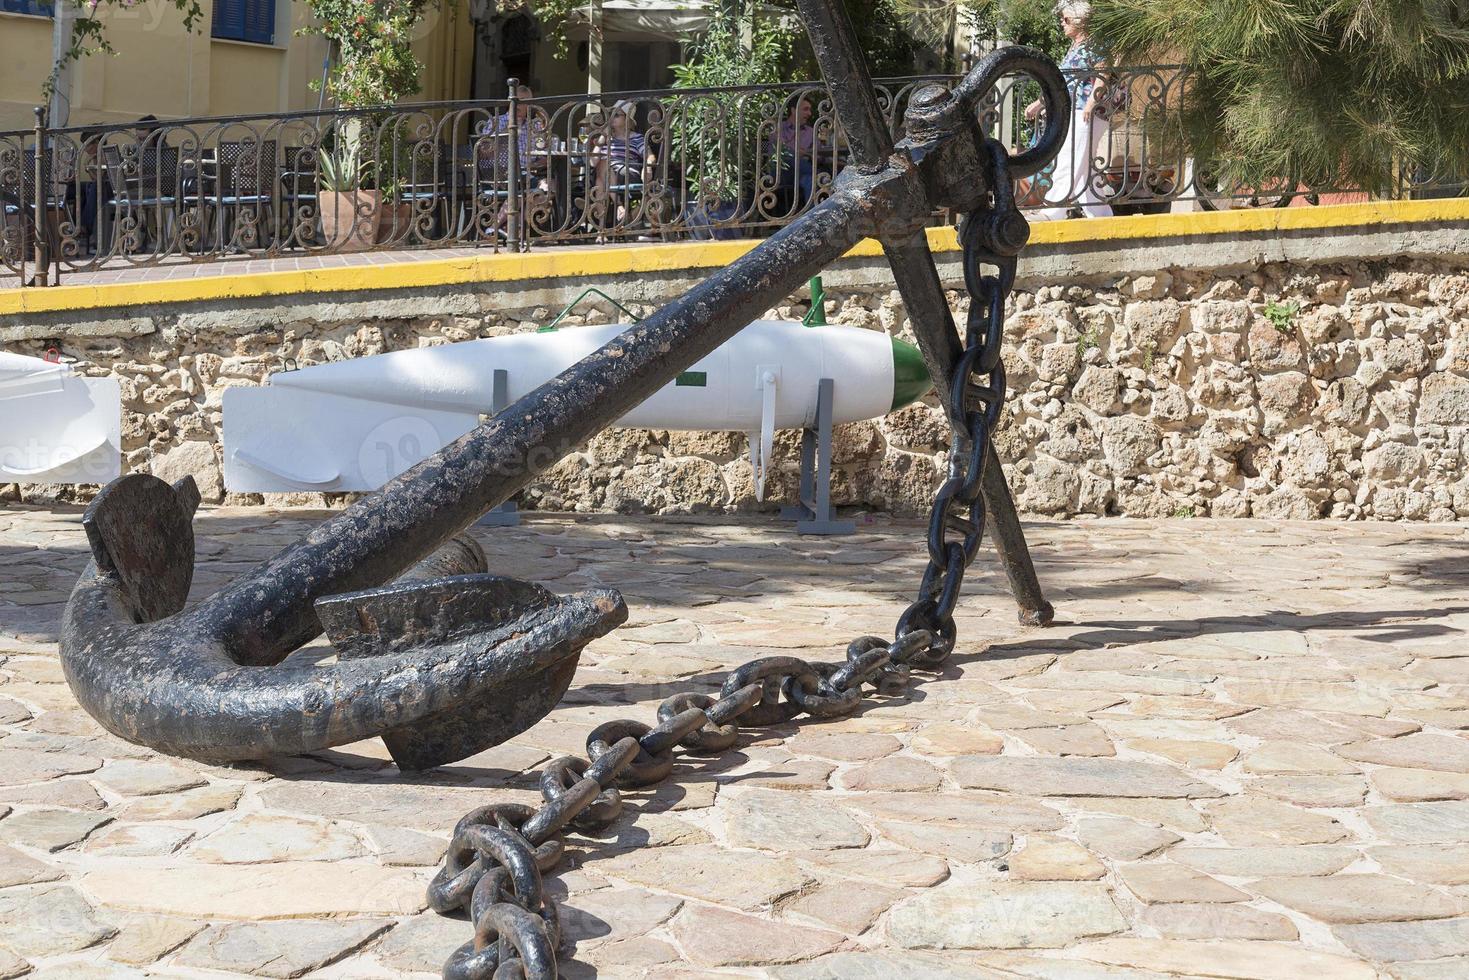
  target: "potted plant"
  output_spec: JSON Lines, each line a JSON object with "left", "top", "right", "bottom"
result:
{"left": 367, "top": 122, "right": 416, "bottom": 244}
{"left": 300, "top": 1, "right": 444, "bottom": 246}
{"left": 316, "top": 141, "right": 379, "bottom": 251}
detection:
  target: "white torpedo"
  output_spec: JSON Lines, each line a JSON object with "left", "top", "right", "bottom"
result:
{"left": 0, "top": 351, "right": 121, "bottom": 485}
{"left": 223, "top": 320, "right": 931, "bottom": 498}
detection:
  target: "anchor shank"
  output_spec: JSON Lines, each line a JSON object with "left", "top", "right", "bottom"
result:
{"left": 184, "top": 186, "right": 911, "bottom": 666}
{"left": 883, "top": 233, "right": 965, "bottom": 400}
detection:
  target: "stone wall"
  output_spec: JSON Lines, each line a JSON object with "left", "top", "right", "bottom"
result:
{"left": 4, "top": 241, "right": 1469, "bottom": 521}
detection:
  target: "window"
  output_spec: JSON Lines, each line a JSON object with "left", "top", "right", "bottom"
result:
{"left": 0, "top": 0, "right": 52, "bottom": 16}
{"left": 212, "top": 0, "right": 276, "bottom": 44}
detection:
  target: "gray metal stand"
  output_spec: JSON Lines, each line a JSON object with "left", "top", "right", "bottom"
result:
{"left": 479, "top": 369, "right": 521, "bottom": 528}
{"left": 780, "top": 378, "right": 856, "bottom": 535}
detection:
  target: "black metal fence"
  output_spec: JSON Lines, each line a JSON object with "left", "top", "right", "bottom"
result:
{"left": 2, "top": 67, "right": 1461, "bottom": 286}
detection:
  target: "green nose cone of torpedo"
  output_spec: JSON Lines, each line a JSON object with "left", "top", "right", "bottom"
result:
{"left": 890, "top": 336, "right": 933, "bottom": 412}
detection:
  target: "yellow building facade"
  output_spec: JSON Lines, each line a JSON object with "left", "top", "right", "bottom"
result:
{"left": 2, "top": 1, "right": 967, "bottom": 134}
{"left": 0, "top": 1, "right": 473, "bottom": 132}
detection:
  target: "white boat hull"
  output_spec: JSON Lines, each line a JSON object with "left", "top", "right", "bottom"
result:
{"left": 0, "top": 353, "right": 122, "bottom": 485}
{"left": 224, "top": 320, "right": 929, "bottom": 495}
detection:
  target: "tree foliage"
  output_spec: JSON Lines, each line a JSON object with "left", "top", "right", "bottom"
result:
{"left": 792, "top": 0, "right": 929, "bottom": 78}
{"left": 982, "top": 0, "right": 1067, "bottom": 58}
{"left": 671, "top": 8, "right": 795, "bottom": 90}
{"left": 668, "top": 7, "right": 795, "bottom": 203}
{"left": 1088, "top": 0, "right": 1469, "bottom": 192}
{"left": 515, "top": 0, "right": 932, "bottom": 78}
{"left": 894, "top": 0, "right": 1067, "bottom": 61}
{"left": 954, "top": 0, "right": 1469, "bottom": 193}
{"left": 298, "top": 0, "right": 449, "bottom": 108}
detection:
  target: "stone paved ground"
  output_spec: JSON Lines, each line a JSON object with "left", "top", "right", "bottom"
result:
{"left": 2, "top": 506, "right": 1469, "bottom": 979}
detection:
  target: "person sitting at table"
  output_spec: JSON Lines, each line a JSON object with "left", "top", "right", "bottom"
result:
{"left": 482, "top": 86, "right": 549, "bottom": 170}
{"left": 771, "top": 98, "right": 822, "bottom": 209}
{"left": 475, "top": 84, "right": 556, "bottom": 235}
{"left": 590, "top": 99, "right": 649, "bottom": 234}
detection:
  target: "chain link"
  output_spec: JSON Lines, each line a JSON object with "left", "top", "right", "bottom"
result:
{"left": 431, "top": 173, "right": 1023, "bottom": 980}
{"left": 895, "top": 203, "right": 1015, "bottom": 666}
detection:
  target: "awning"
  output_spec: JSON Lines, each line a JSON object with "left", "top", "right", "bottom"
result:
{"left": 563, "top": 1, "right": 792, "bottom": 43}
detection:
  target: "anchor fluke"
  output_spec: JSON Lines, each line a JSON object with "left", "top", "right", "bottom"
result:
{"left": 320, "top": 575, "right": 609, "bottom": 770}
{"left": 81, "top": 473, "right": 199, "bottom": 624}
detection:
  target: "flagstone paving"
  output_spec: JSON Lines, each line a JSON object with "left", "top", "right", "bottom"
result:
{"left": 1, "top": 504, "right": 1468, "bottom": 978}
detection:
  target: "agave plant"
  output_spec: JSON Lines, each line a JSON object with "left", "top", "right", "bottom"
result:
{"left": 316, "top": 141, "right": 364, "bottom": 194}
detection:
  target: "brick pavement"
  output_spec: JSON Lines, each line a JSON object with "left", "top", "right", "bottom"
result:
{"left": 1, "top": 506, "right": 1467, "bottom": 978}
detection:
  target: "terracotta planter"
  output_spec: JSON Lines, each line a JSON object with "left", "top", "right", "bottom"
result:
{"left": 319, "top": 190, "right": 380, "bottom": 252}
{"left": 376, "top": 201, "right": 413, "bottom": 244}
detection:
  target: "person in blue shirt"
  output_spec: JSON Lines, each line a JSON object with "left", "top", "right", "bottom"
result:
{"left": 477, "top": 85, "right": 551, "bottom": 183}
{"left": 474, "top": 84, "right": 555, "bottom": 237}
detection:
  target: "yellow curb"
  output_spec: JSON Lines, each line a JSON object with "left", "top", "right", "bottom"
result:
{"left": 2, "top": 198, "right": 1465, "bottom": 318}
{"left": 1024, "top": 196, "right": 1469, "bottom": 245}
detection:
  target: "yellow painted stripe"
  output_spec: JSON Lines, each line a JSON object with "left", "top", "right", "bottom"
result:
{"left": 1024, "top": 196, "right": 1469, "bottom": 246}
{"left": 2, "top": 198, "right": 1465, "bottom": 318}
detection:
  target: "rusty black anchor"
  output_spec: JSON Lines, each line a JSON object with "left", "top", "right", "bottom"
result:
{"left": 59, "top": 0, "right": 1068, "bottom": 781}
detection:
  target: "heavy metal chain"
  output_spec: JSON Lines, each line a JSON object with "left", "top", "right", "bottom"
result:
{"left": 429, "top": 186, "right": 1021, "bottom": 980}
{"left": 895, "top": 208, "right": 1016, "bottom": 660}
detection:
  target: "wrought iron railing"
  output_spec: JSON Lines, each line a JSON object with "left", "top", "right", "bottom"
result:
{"left": 2, "top": 67, "right": 1462, "bottom": 285}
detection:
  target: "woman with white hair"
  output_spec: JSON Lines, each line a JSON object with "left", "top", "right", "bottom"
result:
{"left": 1025, "top": 0, "right": 1114, "bottom": 220}
{"left": 590, "top": 99, "right": 651, "bottom": 236}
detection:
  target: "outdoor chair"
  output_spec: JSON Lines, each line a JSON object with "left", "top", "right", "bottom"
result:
{"left": 630, "top": 166, "right": 686, "bottom": 242}
{"left": 278, "top": 145, "right": 320, "bottom": 247}
{"left": 1, "top": 183, "right": 24, "bottom": 270}
{"left": 1, "top": 149, "right": 72, "bottom": 268}
{"left": 599, "top": 162, "right": 649, "bottom": 241}
{"left": 385, "top": 154, "right": 456, "bottom": 244}
{"left": 766, "top": 148, "right": 835, "bottom": 225}
{"left": 209, "top": 139, "right": 278, "bottom": 250}
{"left": 582, "top": 130, "right": 668, "bottom": 242}
{"left": 468, "top": 132, "right": 516, "bottom": 244}
{"left": 101, "top": 144, "right": 183, "bottom": 255}
{"left": 769, "top": 150, "right": 800, "bottom": 211}
{"left": 1, "top": 157, "right": 28, "bottom": 265}
{"left": 1093, "top": 122, "right": 1176, "bottom": 216}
